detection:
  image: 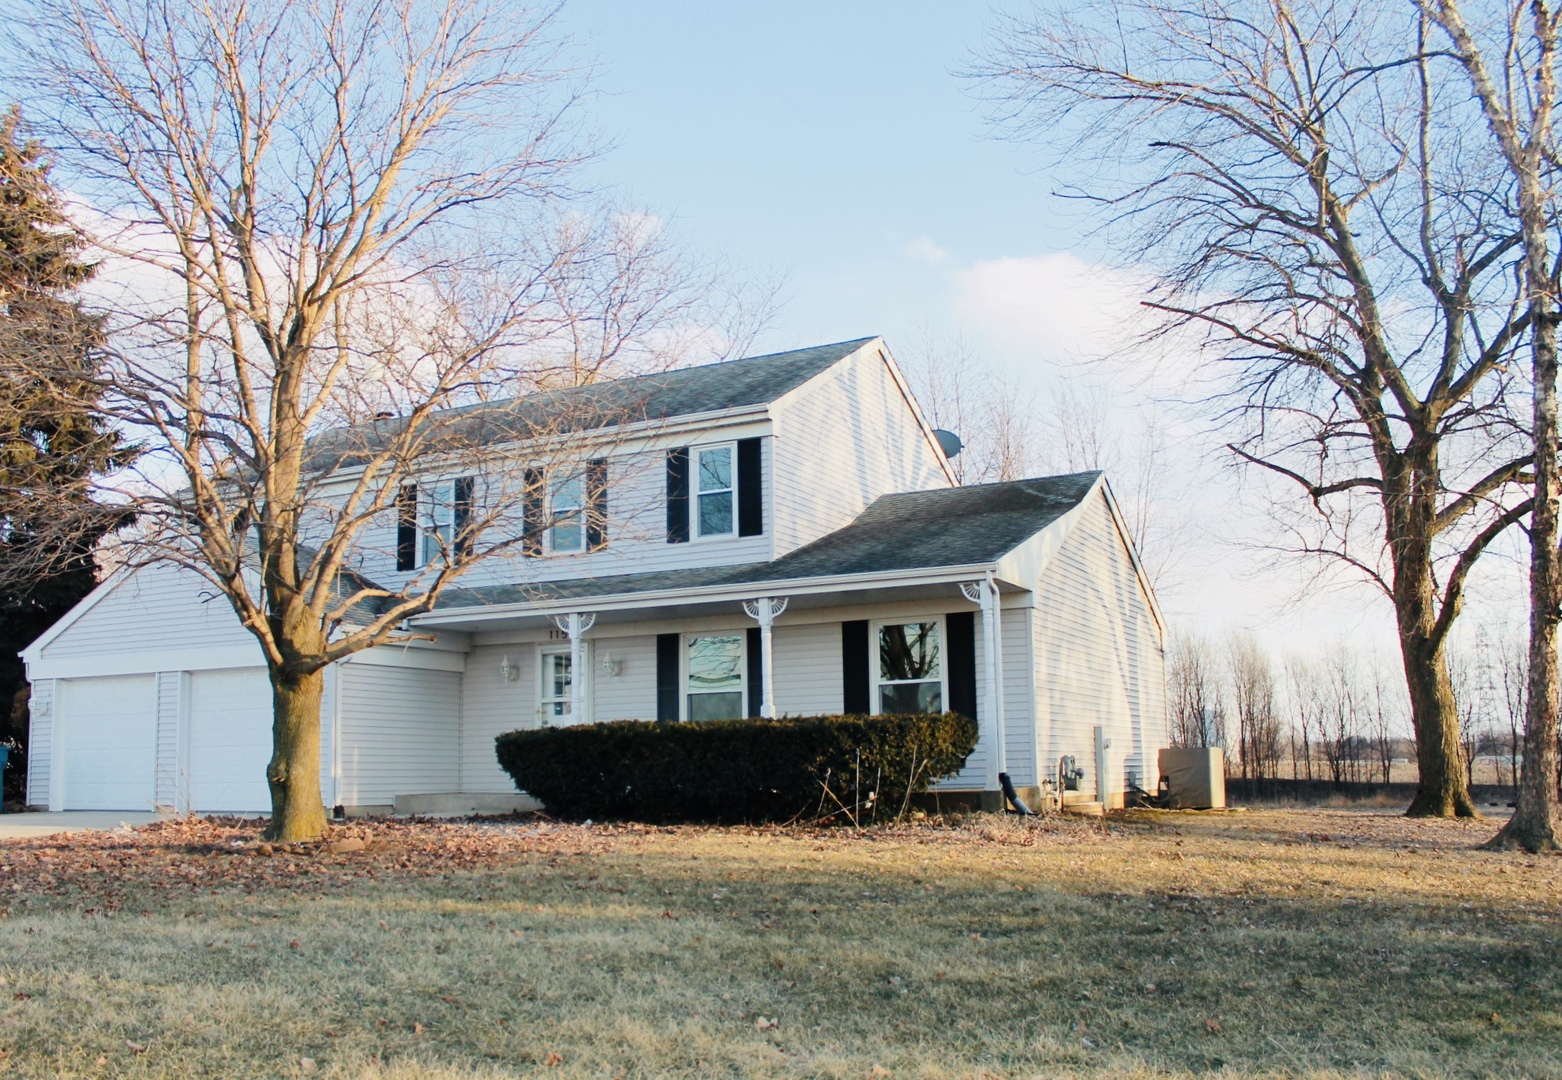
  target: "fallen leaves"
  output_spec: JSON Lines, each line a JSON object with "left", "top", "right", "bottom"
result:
{"left": 0, "top": 817, "right": 623, "bottom": 907}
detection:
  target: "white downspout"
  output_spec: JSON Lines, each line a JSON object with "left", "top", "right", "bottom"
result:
{"left": 962, "top": 576, "right": 1006, "bottom": 792}
{"left": 986, "top": 570, "right": 1007, "bottom": 781}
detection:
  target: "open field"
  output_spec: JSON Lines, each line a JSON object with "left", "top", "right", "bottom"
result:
{"left": 0, "top": 808, "right": 1556, "bottom": 1079}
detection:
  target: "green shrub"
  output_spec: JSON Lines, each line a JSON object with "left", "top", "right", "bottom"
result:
{"left": 495, "top": 712, "right": 978, "bottom": 824}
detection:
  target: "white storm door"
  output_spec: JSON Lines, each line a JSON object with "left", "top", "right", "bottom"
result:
{"left": 61, "top": 675, "right": 155, "bottom": 810}
{"left": 187, "top": 668, "right": 274, "bottom": 812}
{"left": 538, "top": 644, "right": 590, "bottom": 726}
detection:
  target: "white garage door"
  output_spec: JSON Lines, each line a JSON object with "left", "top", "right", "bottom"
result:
{"left": 61, "top": 675, "right": 155, "bottom": 810}
{"left": 188, "top": 668, "right": 274, "bottom": 812}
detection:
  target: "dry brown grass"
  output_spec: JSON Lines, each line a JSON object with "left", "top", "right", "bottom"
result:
{"left": 0, "top": 808, "right": 1557, "bottom": 1079}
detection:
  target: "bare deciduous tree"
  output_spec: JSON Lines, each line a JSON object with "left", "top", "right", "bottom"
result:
{"left": 1168, "top": 630, "right": 1225, "bottom": 749}
{"left": 979, "top": 0, "right": 1535, "bottom": 816}
{"left": 900, "top": 330, "right": 1040, "bottom": 485}
{"left": 1285, "top": 656, "right": 1324, "bottom": 782}
{"left": 16, "top": 0, "right": 756, "bottom": 841}
{"left": 1227, "top": 632, "right": 1281, "bottom": 783}
{"left": 1497, "top": 632, "right": 1528, "bottom": 789}
{"left": 1424, "top": 0, "right": 1562, "bottom": 850}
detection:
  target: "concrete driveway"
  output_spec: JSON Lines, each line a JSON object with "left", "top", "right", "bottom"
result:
{"left": 0, "top": 811, "right": 170, "bottom": 840}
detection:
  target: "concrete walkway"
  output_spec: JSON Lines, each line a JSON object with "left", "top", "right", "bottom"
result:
{"left": 0, "top": 811, "right": 169, "bottom": 840}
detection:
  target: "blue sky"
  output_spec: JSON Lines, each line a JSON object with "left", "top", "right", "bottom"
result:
{"left": 552, "top": 2, "right": 1532, "bottom": 665}
{"left": 560, "top": 0, "right": 1081, "bottom": 357}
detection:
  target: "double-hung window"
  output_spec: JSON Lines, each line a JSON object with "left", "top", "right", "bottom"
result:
{"left": 422, "top": 480, "right": 457, "bottom": 565}
{"left": 874, "top": 619, "right": 944, "bottom": 714}
{"left": 684, "top": 633, "right": 744, "bottom": 721}
{"left": 695, "top": 444, "right": 734, "bottom": 538}
{"left": 548, "top": 471, "right": 585, "bottom": 555}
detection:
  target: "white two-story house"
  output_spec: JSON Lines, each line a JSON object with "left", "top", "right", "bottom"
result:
{"left": 20, "top": 337, "right": 1167, "bottom": 816}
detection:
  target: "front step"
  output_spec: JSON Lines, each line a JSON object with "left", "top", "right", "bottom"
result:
{"left": 1061, "top": 790, "right": 1105, "bottom": 817}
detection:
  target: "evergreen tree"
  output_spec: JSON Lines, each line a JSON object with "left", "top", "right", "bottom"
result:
{"left": 0, "top": 106, "right": 133, "bottom": 803}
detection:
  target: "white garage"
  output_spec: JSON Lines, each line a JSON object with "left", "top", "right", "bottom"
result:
{"left": 187, "top": 668, "right": 274, "bottom": 812}
{"left": 60, "top": 675, "right": 156, "bottom": 811}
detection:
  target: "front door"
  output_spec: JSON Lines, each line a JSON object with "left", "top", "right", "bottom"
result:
{"left": 538, "top": 644, "right": 577, "bottom": 726}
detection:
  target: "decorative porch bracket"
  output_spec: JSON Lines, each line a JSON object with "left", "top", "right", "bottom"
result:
{"left": 741, "top": 596, "right": 789, "bottom": 718}
{"left": 552, "top": 612, "right": 598, "bottom": 723}
{"left": 960, "top": 575, "right": 1006, "bottom": 788}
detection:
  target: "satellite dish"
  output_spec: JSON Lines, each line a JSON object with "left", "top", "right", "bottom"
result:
{"left": 933, "top": 429, "right": 963, "bottom": 459}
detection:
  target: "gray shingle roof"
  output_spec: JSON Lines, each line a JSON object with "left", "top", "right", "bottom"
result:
{"left": 430, "top": 472, "right": 1102, "bottom": 612}
{"left": 306, "top": 338, "right": 876, "bottom": 473}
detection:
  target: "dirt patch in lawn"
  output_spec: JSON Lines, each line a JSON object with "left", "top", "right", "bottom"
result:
{"left": 0, "top": 808, "right": 1557, "bottom": 1079}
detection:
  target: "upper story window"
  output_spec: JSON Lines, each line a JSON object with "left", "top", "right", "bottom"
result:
{"left": 874, "top": 619, "right": 943, "bottom": 714}
{"left": 396, "top": 477, "right": 472, "bottom": 571}
{"left": 523, "top": 460, "right": 607, "bottom": 557}
{"left": 548, "top": 471, "right": 585, "bottom": 554}
{"left": 423, "top": 480, "right": 457, "bottom": 565}
{"left": 695, "top": 444, "right": 734, "bottom": 538}
{"left": 666, "top": 438, "right": 762, "bottom": 544}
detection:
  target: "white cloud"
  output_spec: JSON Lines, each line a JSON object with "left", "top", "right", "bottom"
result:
{"left": 902, "top": 236, "right": 948, "bottom": 264}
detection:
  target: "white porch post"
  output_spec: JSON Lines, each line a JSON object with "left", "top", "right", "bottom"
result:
{"left": 552, "top": 612, "right": 597, "bottom": 723}
{"left": 962, "top": 575, "right": 1006, "bottom": 788}
{"left": 742, "top": 597, "right": 789, "bottom": 718}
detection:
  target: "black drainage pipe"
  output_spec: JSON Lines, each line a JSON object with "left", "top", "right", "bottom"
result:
{"left": 999, "top": 772, "right": 1036, "bottom": 816}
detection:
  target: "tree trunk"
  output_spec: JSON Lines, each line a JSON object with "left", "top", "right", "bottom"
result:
{"left": 1491, "top": 310, "right": 1562, "bottom": 850}
{"left": 1402, "top": 633, "right": 1478, "bottom": 817}
{"left": 264, "top": 666, "right": 327, "bottom": 842}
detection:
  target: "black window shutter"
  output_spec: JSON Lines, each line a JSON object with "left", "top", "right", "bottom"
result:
{"left": 747, "top": 626, "right": 762, "bottom": 718}
{"left": 737, "top": 437, "right": 763, "bottom": 537}
{"left": 842, "top": 620, "right": 870, "bottom": 715}
{"left": 656, "top": 633, "right": 680, "bottom": 721}
{"left": 521, "top": 467, "right": 544, "bottom": 557}
{"left": 947, "top": 611, "right": 978, "bottom": 720}
{"left": 666, "top": 447, "right": 689, "bottom": 543}
{"left": 395, "top": 483, "right": 417, "bottom": 571}
{"left": 453, "top": 476, "right": 474, "bottom": 559}
{"left": 585, "top": 459, "right": 608, "bottom": 551}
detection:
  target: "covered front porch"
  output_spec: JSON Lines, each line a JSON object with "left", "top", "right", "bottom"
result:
{"left": 409, "top": 567, "right": 1040, "bottom": 803}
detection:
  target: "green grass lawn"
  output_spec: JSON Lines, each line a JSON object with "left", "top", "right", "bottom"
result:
{"left": 0, "top": 808, "right": 1556, "bottom": 1079}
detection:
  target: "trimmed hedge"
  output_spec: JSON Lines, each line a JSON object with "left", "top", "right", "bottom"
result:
{"left": 495, "top": 712, "right": 978, "bottom": 824}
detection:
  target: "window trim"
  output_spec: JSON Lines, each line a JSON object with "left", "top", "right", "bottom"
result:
{"left": 680, "top": 630, "right": 747, "bottom": 721}
{"left": 869, "top": 616, "right": 948, "bottom": 715}
{"left": 546, "top": 469, "right": 586, "bottom": 555}
{"left": 692, "top": 442, "right": 737, "bottom": 541}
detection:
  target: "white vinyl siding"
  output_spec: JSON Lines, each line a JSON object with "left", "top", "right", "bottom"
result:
{"left": 1002, "top": 606, "right": 1037, "bottom": 786}
{"left": 25, "top": 679, "right": 53, "bottom": 808}
{"left": 1032, "top": 490, "right": 1167, "bottom": 800}
{"left": 770, "top": 345, "right": 951, "bottom": 557}
{"left": 38, "top": 564, "right": 261, "bottom": 668}
{"left": 461, "top": 646, "right": 533, "bottom": 794}
{"left": 591, "top": 635, "right": 659, "bottom": 722}
{"left": 338, "top": 664, "right": 461, "bottom": 806}
{"left": 766, "top": 623, "right": 841, "bottom": 716}
{"left": 371, "top": 445, "right": 775, "bottom": 592}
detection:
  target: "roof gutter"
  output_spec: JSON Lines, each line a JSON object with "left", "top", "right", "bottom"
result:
{"left": 408, "top": 561, "right": 1003, "bottom": 627}
{"left": 314, "top": 402, "right": 775, "bottom": 488}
